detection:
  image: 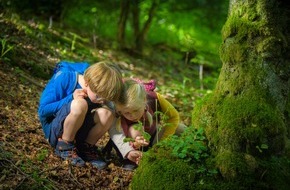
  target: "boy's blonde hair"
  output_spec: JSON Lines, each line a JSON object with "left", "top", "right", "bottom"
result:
{"left": 84, "top": 61, "right": 123, "bottom": 102}
{"left": 120, "top": 79, "right": 147, "bottom": 109}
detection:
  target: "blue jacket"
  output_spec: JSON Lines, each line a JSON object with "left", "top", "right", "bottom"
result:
{"left": 38, "top": 61, "right": 89, "bottom": 139}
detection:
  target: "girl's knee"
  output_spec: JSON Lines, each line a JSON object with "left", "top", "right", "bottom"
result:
{"left": 175, "top": 123, "right": 187, "bottom": 136}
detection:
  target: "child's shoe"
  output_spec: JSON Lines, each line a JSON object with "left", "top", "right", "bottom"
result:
{"left": 122, "top": 159, "right": 138, "bottom": 171}
{"left": 55, "top": 138, "right": 85, "bottom": 167}
{"left": 77, "top": 142, "right": 107, "bottom": 170}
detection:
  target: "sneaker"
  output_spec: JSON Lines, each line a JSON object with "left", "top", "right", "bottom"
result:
{"left": 77, "top": 142, "right": 107, "bottom": 170}
{"left": 55, "top": 138, "right": 85, "bottom": 167}
{"left": 122, "top": 159, "right": 138, "bottom": 171}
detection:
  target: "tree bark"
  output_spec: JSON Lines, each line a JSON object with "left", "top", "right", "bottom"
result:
{"left": 193, "top": 0, "right": 290, "bottom": 180}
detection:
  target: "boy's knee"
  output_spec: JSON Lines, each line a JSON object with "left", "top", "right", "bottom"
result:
{"left": 94, "top": 108, "right": 114, "bottom": 124}
{"left": 70, "top": 98, "right": 88, "bottom": 116}
{"left": 98, "top": 107, "right": 113, "bottom": 117}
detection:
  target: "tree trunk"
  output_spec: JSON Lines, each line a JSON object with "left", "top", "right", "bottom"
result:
{"left": 195, "top": 0, "right": 290, "bottom": 179}
{"left": 131, "top": 0, "right": 140, "bottom": 43}
{"left": 117, "top": 0, "right": 130, "bottom": 49}
{"left": 131, "top": 0, "right": 290, "bottom": 189}
{"left": 135, "top": 0, "right": 158, "bottom": 53}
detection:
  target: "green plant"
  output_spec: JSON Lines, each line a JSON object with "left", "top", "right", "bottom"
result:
{"left": 154, "top": 109, "right": 170, "bottom": 144}
{"left": 256, "top": 143, "right": 268, "bottom": 153}
{"left": 0, "top": 38, "right": 14, "bottom": 60}
{"left": 162, "top": 127, "right": 218, "bottom": 176}
{"left": 123, "top": 121, "right": 152, "bottom": 152}
{"left": 168, "top": 127, "right": 208, "bottom": 161}
{"left": 37, "top": 149, "right": 49, "bottom": 161}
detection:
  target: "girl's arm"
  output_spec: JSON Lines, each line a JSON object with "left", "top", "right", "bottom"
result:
{"left": 109, "top": 119, "right": 135, "bottom": 158}
{"left": 156, "top": 93, "right": 180, "bottom": 139}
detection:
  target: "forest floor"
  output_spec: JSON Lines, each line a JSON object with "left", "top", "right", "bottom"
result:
{"left": 1, "top": 61, "right": 135, "bottom": 190}
{"left": 0, "top": 13, "right": 199, "bottom": 189}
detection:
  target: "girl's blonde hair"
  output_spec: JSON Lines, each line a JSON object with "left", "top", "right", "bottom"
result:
{"left": 116, "top": 78, "right": 153, "bottom": 129}
{"left": 121, "top": 79, "right": 147, "bottom": 109}
{"left": 84, "top": 61, "right": 123, "bottom": 102}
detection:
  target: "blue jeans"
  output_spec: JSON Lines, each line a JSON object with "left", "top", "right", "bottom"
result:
{"left": 49, "top": 98, "right": 106, "bottom": 148}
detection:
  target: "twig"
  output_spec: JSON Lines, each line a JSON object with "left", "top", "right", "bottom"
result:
{"left": 68, "top": 164, "right": 83, "bottom": 187}
{"left": 155, "top": 98, "right": 159, "bottom": 144}
{"left": 1, "top": 158, "right": 31, "bottom": 178}
{"left": 199, "top": 64, "right": 204, "bottom": 90}
{"left": 38, "top": 165, "right": 60, "bottom": 175}
{"left": 2, "top": 158, "right": 36, "bottom": 189}
{"left": 18, "top": 72, "right": 45, "bottom": 88}
{"left": 1, "top": 158, "right": 59, "bottom": 190}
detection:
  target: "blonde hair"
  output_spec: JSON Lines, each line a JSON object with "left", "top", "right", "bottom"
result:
{"left": 120, "top": 79, "right": 147, "bottom": 109}
{"left": 84, "top": 61, "right": 123, "bottom": 102}
{"left": 116, "top": 78, "right": 153, "bottom": 129}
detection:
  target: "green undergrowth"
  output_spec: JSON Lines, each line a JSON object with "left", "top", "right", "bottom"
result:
{"left": 131, "top": 118, "right": 290, "bottom": 189}
{"left": 130, "top": 127, "right": 219, "bottom": 190}
{"left": 130, "top": 125, "right": 290, "bottom": 189}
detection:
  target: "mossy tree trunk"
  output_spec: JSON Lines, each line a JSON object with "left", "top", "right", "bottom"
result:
{"left": 194, "top": 0, "right": 290, "bottom": 179}
{"left": 131, "top": 0, "right": 290, "bottom": 189}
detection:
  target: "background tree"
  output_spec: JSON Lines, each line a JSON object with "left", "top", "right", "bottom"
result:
{"left": 130, "top": 0, "right": 290, "bottom": 189}
{"left": 117, "top": 0, "right": 130, "bottom": 49}
{"left": 118, "top": 0, "right": 159, "bottom": 53}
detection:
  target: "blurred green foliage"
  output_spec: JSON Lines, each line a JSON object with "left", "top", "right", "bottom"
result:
{"left": 0, "top": 0, "right": 228, "bottom": 117}
{"left": 1, "top": 0, "right": 228, "bottom": 67}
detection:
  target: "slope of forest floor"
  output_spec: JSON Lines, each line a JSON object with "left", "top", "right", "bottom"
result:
{"left": 0, "top": 12, "right": 202, "bottom": 189}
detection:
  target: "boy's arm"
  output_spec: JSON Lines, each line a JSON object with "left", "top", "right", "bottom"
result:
{"left": 156, "top": 93, "right": 180, "bottom": 139}
{"left": 38, "top": 72, "right": 77, "bottom": 118}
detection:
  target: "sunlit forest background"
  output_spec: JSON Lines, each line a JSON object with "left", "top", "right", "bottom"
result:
{"left": 0, "top": 0, "right": 232, "bottom": 189}
{"left": 1, "top": 0, "right": 229, "bottom": 124}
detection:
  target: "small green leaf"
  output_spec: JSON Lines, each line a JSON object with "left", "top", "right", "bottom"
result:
{"left": 260, "top": 144, "right": 268, "bottom": 149}
{"left": 123, "top": 137, "right": 134, "bottom": 143}
{"left": 143, "top": 132, "right": 151, "bottom": 141}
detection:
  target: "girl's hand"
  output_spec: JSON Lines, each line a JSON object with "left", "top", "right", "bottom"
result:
{"left": 73, "top": 89, "right": 87, "bottom": 99}
{"left": 132, "top": 136, "right": 149, "bottom": 149}
{"left": 127, "top": 150, "right": 142, "bottom": 164}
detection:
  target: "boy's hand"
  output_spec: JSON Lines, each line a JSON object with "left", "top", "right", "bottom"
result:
{"left": 73, "top": 89, "right": 87, "bottom": 99}
{"left": 127, "top": 150, "right": 142, "bottom": 164}
{"left": 132, "top": 136, "right": 149, "bottom": 149}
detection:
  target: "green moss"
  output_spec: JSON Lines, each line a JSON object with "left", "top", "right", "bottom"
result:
{"left": 131, "top": 145, "right": 287, "bottom": 190}
{"left": 130, "top": 146, "right": 233, "bottom": 190}
{"left": 220, "top": 1, "right": 278, "bottom": 65}
{"left": 191, "top": 80, "right": 287, "bottom": 180}
{"left": 216, "top": 151, "right": 249, "bottom": 179}
{"left": 130, "top": 149, "right": 196, "bottom": 190}
{"left": 259, "top": 156, "right": 290, "bottom": 189}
